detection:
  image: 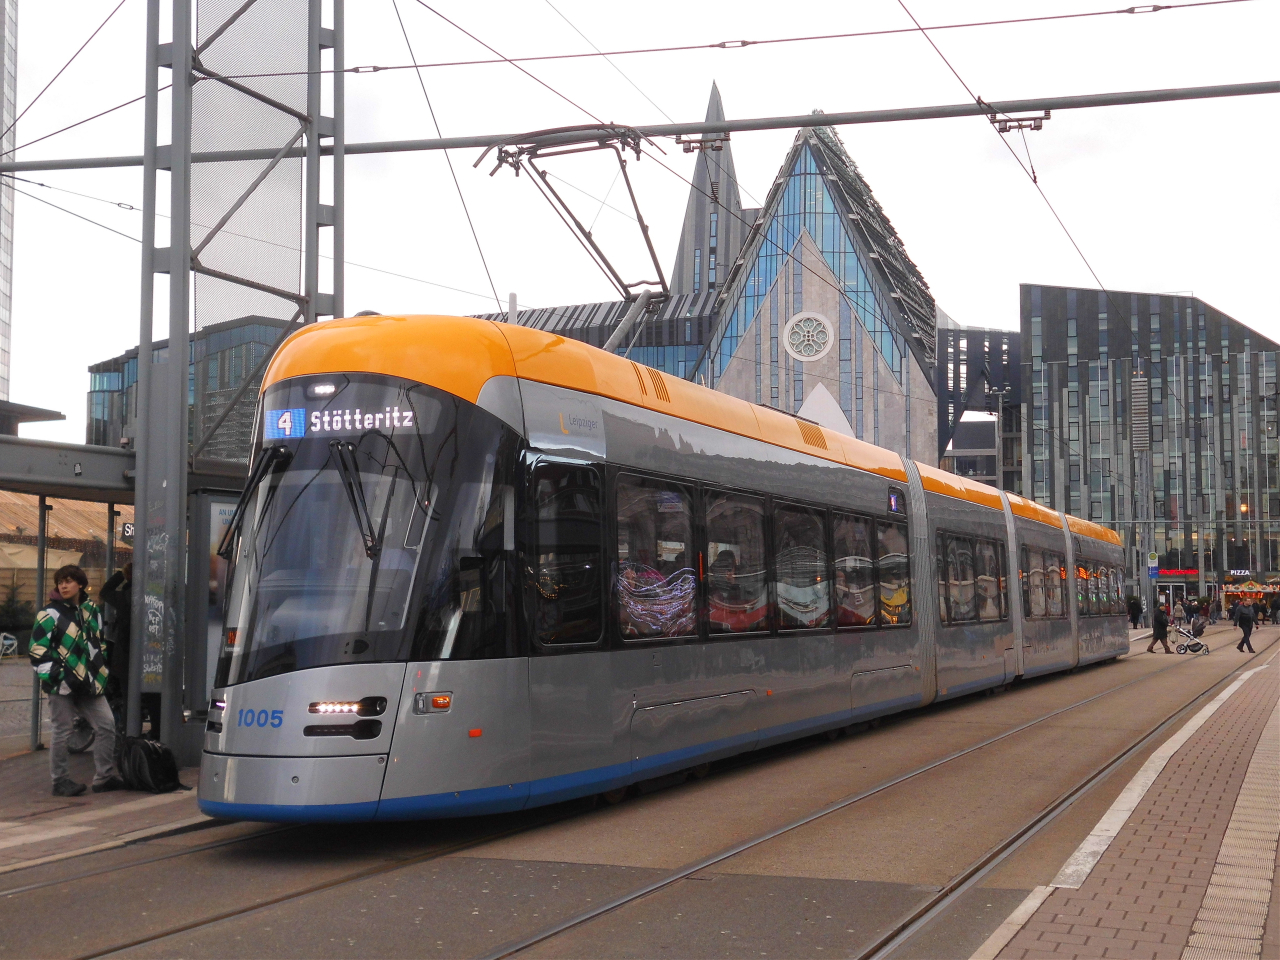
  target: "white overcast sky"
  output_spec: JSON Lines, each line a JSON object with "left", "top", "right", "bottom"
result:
{"left": 9, "top": 0, "right": 1279, "bottom": 443}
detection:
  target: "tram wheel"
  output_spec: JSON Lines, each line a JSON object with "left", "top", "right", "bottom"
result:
{"left": 601, "top": 787, "right": 629, "bottom": 805}
{"left": 690, "top": 763, "right": 712, "bottom": 780}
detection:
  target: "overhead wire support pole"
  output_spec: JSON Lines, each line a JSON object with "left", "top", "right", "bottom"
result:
{"left": 2, "top": 80, "right": 1276, "bottom": 173}
{"left": 129, "top": 0, "right": 162, "bottom": 740}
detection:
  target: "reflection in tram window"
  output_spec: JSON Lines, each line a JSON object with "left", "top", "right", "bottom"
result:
{"left": 975, "top": 540, "right": 1001, "bottom": 622}
{"left": 1019, "top": 546, "right": 1033, "bottom": 617}
{"left": 948, "top": 536, "right": 977, "bottom": 622}
{"left": 835, "top": 514, "right": 877, "bottom": 626}
{"left": 615, "top": 476, "right": 697, "bottom": 639}
{"left": 774, "top": 504, "right": 832, "bottom": 630}
{"left": 1029, "top": 550, "right": 1047, "bottom": 618}
{"left": 876, "top": 520, "right": 911, "bottom": 625}
{"left": 705, "top": 493, "right": 770, "bottom": 634}
{"left": 1077, "top": 564, "right": 1091, "bottom": 617}
{"left": 936, "top": 532, "right": 950, "bottom": 623}
{"left": 531, "top": 464, "right": 603, "bottom": 644}
{"left": 1045, "top": 553, "right": 1065, "bottom": 618}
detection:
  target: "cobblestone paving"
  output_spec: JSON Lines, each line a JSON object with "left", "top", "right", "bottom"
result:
{"left": 999, "top": 661, "right": 1279, "bottom": 959}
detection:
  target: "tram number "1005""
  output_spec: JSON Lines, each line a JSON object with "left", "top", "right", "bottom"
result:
{"left": 236, "top": 708, "right": 284, "bottom": 728}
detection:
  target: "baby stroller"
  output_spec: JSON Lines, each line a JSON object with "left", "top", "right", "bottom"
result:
{"left": 1174, "top": 617, "right": 1210, "bottom": 655}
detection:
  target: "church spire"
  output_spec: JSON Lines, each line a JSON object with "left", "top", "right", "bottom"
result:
{"left": 669, "top": 84, "right": 758, "bottom": 298}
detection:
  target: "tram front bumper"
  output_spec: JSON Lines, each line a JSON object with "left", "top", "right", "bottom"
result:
{"left": 198, "top": 751, "right": 387, "bottom": 822}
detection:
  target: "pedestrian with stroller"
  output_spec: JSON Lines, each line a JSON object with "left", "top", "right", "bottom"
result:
{"left": 1147, "top": 604, "right": 1173, "bottom": 654}
{"left": 28, "top": 565, "right": 123, "bottom": 796}
{"left": 1237, "top": 600, "right": 1256, "bottom": 653}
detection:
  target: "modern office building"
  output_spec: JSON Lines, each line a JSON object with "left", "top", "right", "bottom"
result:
{"left": 934, "top": 317, "right": 1022, "bottom": 490}
{"left": 1022, "top": 283, "right": 1280, "bottom": 600}
{"left": 87, "top": 315, "right": 289, "bottom": 461}
{"left": 483, "top": 88, "right": 941, "bottom": 465}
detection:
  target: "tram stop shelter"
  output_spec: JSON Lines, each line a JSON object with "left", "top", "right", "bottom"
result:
{"left": 0, "top": 432, "right": 244, "bottom": 765}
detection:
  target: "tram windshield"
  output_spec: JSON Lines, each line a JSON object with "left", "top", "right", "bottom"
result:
{"left": 215, "top": 375, "right": 520, "bottom": 686}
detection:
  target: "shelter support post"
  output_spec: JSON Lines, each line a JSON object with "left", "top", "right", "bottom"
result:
{"left": 30, "top": 496, "right": 50, "bottom": 751}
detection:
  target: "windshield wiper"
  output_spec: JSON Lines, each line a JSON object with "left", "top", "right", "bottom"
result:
{"left": 329, "top": 440, "right": 382, "bottom": 559}
{"left": 217, "top": 445, "right": 293, "bottom": 560}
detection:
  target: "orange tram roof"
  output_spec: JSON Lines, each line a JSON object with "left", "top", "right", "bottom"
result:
{"left": 263, "top": 313, "right": 1120, "bottom": 547}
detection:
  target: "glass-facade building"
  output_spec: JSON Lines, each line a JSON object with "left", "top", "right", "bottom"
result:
{"left": 485, "top": 87, "right": 941, "bottom": 466}
{"left": 87, "top": 315, "right": 289, "bottom": 461}
{"left": 1022, "top": 283, "right": 1280, "bottom": 597}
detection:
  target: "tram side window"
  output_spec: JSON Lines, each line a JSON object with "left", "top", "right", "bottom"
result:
{"left": 947, "top": 536, "right": 978, "bottom": 622}
{"left": 975, "top": 540, "right": 1002, "bottom": 622}
{"left": 1029, "top": 551, "right": 1047, "bottom": 618}
{"left": 937, "top": 532, "right": 950, "bottom": 623}
{"left": 877, "top": 520, "right": 912, "bottom": 625}
{"left": 1019, "top": 546, "right": 1032, "bottom": 617}
{"left": 615, "top": 476, "right": 697, "bottom": 640}
{"left": 1045, "top": 553, "right": 1065, "bottom": 618}
{"left": 834, "top": 513, "right": 877, "bottom": 626}
{"left": 1077, "top": 564, "right": 1092, "bottom": 617}
{"left": 774, "top": 504, "right": 832, "bottom": 630}
{"left": 706, "top": 492, "right": 771, "bottom": 634}
{"left": 531, "top": 464, "right": 603, "bottom": 645}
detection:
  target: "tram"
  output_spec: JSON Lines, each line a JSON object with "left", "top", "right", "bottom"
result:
{"left": 198, "top": 313, "right": 1127, "bottom": 822}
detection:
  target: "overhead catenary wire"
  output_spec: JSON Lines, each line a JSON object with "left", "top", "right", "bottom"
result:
{"left": 539, "top": 0, "right": 676, "bottom": 123}
{"left": 411, "top": 0, "right": 605, "bottom": 123}
{"left": 208, "top": 0, "right": 1259, "bottom": 81}
{"left": 0, "top": 0, "right": 132, "bottom": 145}
{"left": 893, "top": 0, "right": 1132, "bottom": 328}
{"left": 3, "top": 173, "right": 512, "bottom": 307}
{"left": 390, "top": 0, "right": 502, "bottom": 311}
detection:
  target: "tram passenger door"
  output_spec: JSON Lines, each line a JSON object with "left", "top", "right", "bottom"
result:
{"left": 525, "top": 461, "right": 631, "bottom": 805}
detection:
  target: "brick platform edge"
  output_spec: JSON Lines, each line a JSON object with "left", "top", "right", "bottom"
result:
{"left": 996, "top": 658, "right": 1279, "bottom": 959}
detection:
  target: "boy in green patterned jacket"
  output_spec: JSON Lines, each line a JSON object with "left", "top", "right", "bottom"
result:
{"left": 28, "top": 564, "right": 123, "bottom": 796}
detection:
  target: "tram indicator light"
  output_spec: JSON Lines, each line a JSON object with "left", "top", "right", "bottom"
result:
{"left": 469, "top": 729, "right": 483, "bottom": 738}
{"left": 431, "top": 695, "right": 451, "bottom": 710}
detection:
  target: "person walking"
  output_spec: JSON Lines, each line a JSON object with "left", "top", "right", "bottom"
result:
{"left": 1147, "top": 604, "right": 1173, "bottom": 654}
{"left": 1237, "top": 600, "right": 1256, "bottom": 653}
{"left": 1128, "top": 596, "right": 1143, "bottom": 630}
{"left": 1210, "top": 597, "right": 1221, "bottom": 624}
{"left": 28, "top": 565, "right": 123, "bottom": 796}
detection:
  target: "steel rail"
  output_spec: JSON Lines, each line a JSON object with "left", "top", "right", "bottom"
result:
{"left": 68, "top": 803, "right": 592, "bottom": 960}
{"left": 860, "top": 636, "right": 1279, "bottom": 960}
{"left": 478, "top": 630, "right": 1276, "bottom": 960}
{"left": 0, "top": 824, "right": 297, "bottom": 899}
{"left": 1, "top": 80, "right": 1275, "bottom": 173}
{"left": 20, "top": 631, "right": 1259, "bottom": 959}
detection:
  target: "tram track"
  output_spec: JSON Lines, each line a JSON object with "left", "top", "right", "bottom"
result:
{"left": 479, "top": 630, "right": 1279, "bottom": 960}
{"left": 18, "top": 630, "right": 1258, "bottom": 960}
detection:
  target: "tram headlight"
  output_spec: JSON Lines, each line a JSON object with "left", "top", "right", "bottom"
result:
{"left": 306, "top": 382, "right": 337, "bottom": 399}
{"left": 308, "top": 696, "right": 387, "bottom": 717}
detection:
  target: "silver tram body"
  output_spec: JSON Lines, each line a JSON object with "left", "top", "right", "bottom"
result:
{"left": 198, "top": 316, "right": 1127, "bottom": 822}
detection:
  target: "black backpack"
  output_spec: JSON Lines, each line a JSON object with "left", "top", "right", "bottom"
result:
{"left": 115, "top": 736, "right": 190, "bottom": 793}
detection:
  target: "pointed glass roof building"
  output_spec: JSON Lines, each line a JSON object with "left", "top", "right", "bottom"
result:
{"left": 483, "top": 86, "right": 941, "bottom": 465}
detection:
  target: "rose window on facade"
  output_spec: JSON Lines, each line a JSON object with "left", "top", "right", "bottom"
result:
{"left": 782, "top": 313, "right": 835, "bottom": 362}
